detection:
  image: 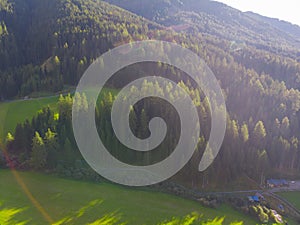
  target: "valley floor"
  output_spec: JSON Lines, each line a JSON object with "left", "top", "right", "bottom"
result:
{"left": 0, "top": 169, "right": 259, "bottom": 225}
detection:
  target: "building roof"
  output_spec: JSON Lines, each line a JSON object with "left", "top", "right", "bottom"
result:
{"left": 248, "top": 196, "right": 260, "bottom": 202}
{"left": 267, "top": 179, "right": 288, "bottom": 185}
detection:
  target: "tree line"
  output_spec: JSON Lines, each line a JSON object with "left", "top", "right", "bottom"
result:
{"left": 2, "top": 75, "right": 300, "bottom": 188}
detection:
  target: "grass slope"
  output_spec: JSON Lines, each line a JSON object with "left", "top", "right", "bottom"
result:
{"left": 278, "top": 191, "right": 300, "bottom": 210}
{"left": 0, "top": 87, "right": 118, "bottom": 141}
{"left": 0, "top": 170, "right": 259, "bottom": 225}
{"left": 0, "top": 96, "right": 59, "bottom": 141}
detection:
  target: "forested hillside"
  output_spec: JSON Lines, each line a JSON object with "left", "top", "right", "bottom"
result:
{"left": 105, "top": 0, "right": 300, "bottom": 59}
{"left": 1, "top": 0, "right": 300, "bottom": 190}
{"left": 0, "top": 0, "right": 160, "bottom": 98}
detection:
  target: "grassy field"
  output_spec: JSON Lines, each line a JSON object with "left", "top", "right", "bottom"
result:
{"left": 0, "top": 87, "right": 119, "bottom": 142}
{"left": 0, "top": 96, "right": 59, "bottom": 141}
{"left": 0, "top": 170, "right": 261, "bottom": 225}
{"left": 278, "top": 191, "right": 300, "bottom": 210}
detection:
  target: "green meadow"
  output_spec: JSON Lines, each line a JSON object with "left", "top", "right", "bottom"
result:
{"left": 0, "top": 170, "right": 259, "bottom": 225}
{"left": 0, "top": 87, "right": 120, "bottom": 142}
{"left": 0, "top": 96, "right": 59, "bottom": 141}
{"left": 278, "top": 191, "right": 300, "bottom": 210}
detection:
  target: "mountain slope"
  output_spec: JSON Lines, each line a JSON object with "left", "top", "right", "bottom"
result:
{"left": 105, "top": 0, "right": 300, "bottom": 59}
{"left": 2, "top": 0, "right": 300, "bottom": 190}
{"left": 0, "top": 0, "right": 160, "bottom": 98}
{"left": 245, "top": 11, "right": 300, "bottom": 40}
{"left": 104, "top": 0, "right": 300, "bottom": 91}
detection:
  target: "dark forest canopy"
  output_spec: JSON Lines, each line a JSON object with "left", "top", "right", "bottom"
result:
{"left": 1, "top": 0, "right": 300, "bottom": 188}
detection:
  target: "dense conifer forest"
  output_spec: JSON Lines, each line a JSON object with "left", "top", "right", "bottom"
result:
{"left": 1, "top": 0, "right": 300, "bottom": 190}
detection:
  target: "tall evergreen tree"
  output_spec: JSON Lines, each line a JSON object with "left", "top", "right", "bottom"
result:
{"left": 30, "top": 132, "right": 47, "bottom": 170}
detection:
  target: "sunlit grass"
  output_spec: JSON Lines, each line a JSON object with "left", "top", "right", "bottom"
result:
{"left": 158, "top": 215, "right": 245, "bottom": 225}
{"left": 158, "top": 213, "right": 200, "bottom": 225}
{"left": 0, "top": 205, "right": 242, "bottom": 225}
{"left": 0, "top": 204, "right": 28, "bottom": 225}
{"left": 86, "top": 213, "right": 124, "bottom": 225}
{"left": 0, "top": 87, "right": 117, "bottom": 141}
{"left": 0, "top": 97, "right": 58, "bottom": 141}
{"left": 0, "top": 170, "right": 259, "bottom": 225}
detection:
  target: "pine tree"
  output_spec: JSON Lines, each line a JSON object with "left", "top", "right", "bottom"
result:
{"left": 30, "top": 132, "right": 47, "bottom": 170}
{"left": 281, "top": 116, "right": 290, "bottom": 137}
{"left": 13, "top": 123, "right": 25, "bottom": 153}
{"left": 44, "top": 128, "right": 59, "bottom": 168}
{"left": 230, "top": 120, "right": 239, "bottom": 139}
{"left": 241, "top": 124, "right": 249, "bottom": 143}
{"left": 252, "top": 121, "right": 266, "bottom": 147}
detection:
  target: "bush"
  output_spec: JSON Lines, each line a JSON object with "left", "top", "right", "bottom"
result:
{"left": 249, "top": 204, "right": 274, "bottom": 224}
{"left": 262, "top": 206, "right": 270, "bottom": 214}
{"left": 249, "top": 205, "right": 258, "bottom": 215}
{"left": 198, "top": 197, "right": 219, "bottom": 208}
{"left": 257, "top": 205, "right": 264, "bottom": 214}
{"left": 258, "top": 211, "right": 269, "bottom": 223}
{"left": 63, "top": 169, "right": 72, "bottom": 177}
{"left": 269, "top": 210, "right": 283, "bottom": 224}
